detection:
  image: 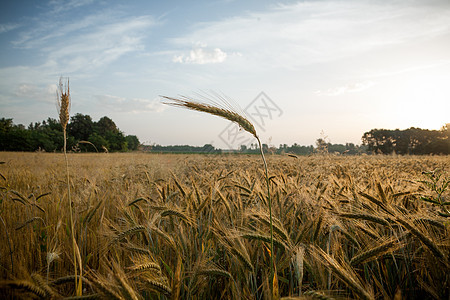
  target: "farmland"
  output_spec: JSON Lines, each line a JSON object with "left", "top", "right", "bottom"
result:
{"left": 0, "top": 152, "right": 449, "bottom": 299}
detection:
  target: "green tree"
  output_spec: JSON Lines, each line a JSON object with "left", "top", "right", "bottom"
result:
{"left": 362, "top": 129, "right": 396, "bottom": 154}
{"left": 105, "top": 131, "right": 127, "bottom": 151}
{"left": 29, "top": 124, "right": 55, "bottom": 151}
{"left": 5, "top": 124, "right": 32, "bottom": 151}
{"left": 362, "top": 127, "right": 449, "bottom": 155}
{"left": 0, "top": 118, "right": 14, "bottom": 150}
{"left": 88, "top": 133, "right": 110, "bottom": 152}
{"left": 68, "top": 113, "right": 94, "bottom": 141}
{"left": 95, "top": 116, "right": 118, "bottom": 135}
{"left": 125, "top": 135, "right": 140, "bottom": 151}
{"left": 46, "top": 117, "right": 63, "bottom": 131}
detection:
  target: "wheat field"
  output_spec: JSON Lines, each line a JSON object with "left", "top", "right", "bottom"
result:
{"left": 0, "top": 152, "right": 449, "bottom": 299}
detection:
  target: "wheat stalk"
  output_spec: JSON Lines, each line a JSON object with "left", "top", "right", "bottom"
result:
{"left": 350, "top": 238, "right": 402, "bottom": 266}
{"left": 242, "top": 233, "right": 287, "bottom": 251}
{"left": 172, "top": 252, "right": 182, "bottom": 300}
{"left": 162, "top": 94, "right": 276, "bottom": 288}
{"left": 395, "top": 216, "right": 446, "bottom": 262}
{"left": 127, "top": 254, "right": 161, "bottom": 273}
{"left": 339, "top": 212, "right": 391, "bottom": 226}
{"left": 292, "top": 244, "right": 305, "bottom": 296}
{"left": 113, "top": 225, "right": 147, "bottom": 242}
{"left": 0, "top": 280, "right": 47, "bottom": 298}
{"left": 311, "top": 245, "right": 374, "bottom": 300}
{"left": 57, "top": 76, "right": 82, "bottom": 296}
{"left": 31, "top": 273, "right": 59, "bottom": 299}
{"left": 52, "top": 275, "right": 93, "bottom": 287}
{"left": 139, "top": 272, "right": 172, "bottom": 297}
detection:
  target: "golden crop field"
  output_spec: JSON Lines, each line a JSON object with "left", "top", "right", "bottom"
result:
{"left": 0, "top": 152, "right": 449, "bottom": 299}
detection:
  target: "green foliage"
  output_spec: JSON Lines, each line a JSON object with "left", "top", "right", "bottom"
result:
{"left": 0, "top": 115, "right": 140, "bottom": 152}
{"left": 88, "top": 133, "right": 109, "bottom": 152}
{"left": 104, "top": 130, "right": 127, "bottom": 151}
{"left": 68, "top": 113, "right": 94, "bottom": 141}
{"left": 362, "top": 125, "right": 449, "bottom": 154}
{"left": 419, "top": 170, "right": 450, "bottom": 217}
{"left": 95, "top": 116, "right": 119, "bottom": 135}
{"left": 125, "top": 135, "right": 139, "bottom": 151}
{"left": 278, "top": 143, "right": 314, "bottom": 155}
{"left": 148, "top": 144, "right": 222, "bottom": 154}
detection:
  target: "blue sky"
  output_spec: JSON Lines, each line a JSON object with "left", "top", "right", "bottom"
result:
{"left": 1, "top": 0, "right": 449, "bottom": 149}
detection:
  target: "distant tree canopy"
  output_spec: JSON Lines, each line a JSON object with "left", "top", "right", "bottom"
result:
{"left": 0, "top": 114, "right": 140, "bottom": 152}
{"left": 144, "top": 142, "right": 365, "bottom": 155}
{"left": 147, "top": 144, "right": 222, "bottom": 154}
{"left": 362, "top": 125, "right": 449, "bottom": 154}
{"left": 2, "top": 116, "right": 448, "bottom": 155}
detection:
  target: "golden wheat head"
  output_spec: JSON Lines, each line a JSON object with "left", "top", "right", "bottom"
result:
{"left": 161, "top": 95, "right": 258, "bottom": 139}
{"left": 57, "top": 77, "right": 70, "bottom": 130}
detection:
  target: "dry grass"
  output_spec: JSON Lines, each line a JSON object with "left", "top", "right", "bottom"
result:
{"left": 0, "top": 152, "right": 449, "bottom": 299}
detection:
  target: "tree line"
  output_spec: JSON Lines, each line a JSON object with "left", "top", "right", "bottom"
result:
{"left": 1, "top": 115, "right": 448, "bottom": 155}
{"left": 144, "top": 142, "right": 366, "bottom": 155}
{"left": 145, "top": 125, "right": 449, "bottom": 155}
{"left": 362, "top": 125, "right": 449, "bottom": 155}
{"left": 0, "top": 114, "right": 139, "bottom": 152}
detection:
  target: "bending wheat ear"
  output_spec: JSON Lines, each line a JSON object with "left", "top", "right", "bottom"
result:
{"left": 161, "top": 95, "right": 276, "bottom": 288}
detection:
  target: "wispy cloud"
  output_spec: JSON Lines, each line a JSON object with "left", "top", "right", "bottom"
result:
{"left": 48, "top": 0, "right": 95, "bottom": 14}
{"left": 170, "top": 1, "right": 450, "bottom": 69}
{"left": 173, "top": 47, "right": 227, "bottom": 64}
{"left": 0, "top": 3, "right": 160, "bottom": 121}
{"left": 14, "top": 83, "right": 57, "bottom": 103}
{"left": 365, "top": 60, "right": 450, "bottom": 79}
{"left": 95, "top": 95, "right": 165, "bottom": 114}
{"left": 0, "top": 23, "right": 20, "bottom": 34}
{"left": 47, "top": 16, "right": 155, "bottom": 72}
{"left": 315, "top": 81, "right": 375, "bottom": 96}
{"left": 11, "top": 6, "right": 156, "bottom": 74}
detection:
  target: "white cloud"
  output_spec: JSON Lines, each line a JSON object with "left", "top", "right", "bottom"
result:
{"left": 15, "top": 84, "right": 37, "bottom": 97}
{"left": 47, "top": 16, "right": 154, "bottom": 72}
{"left": 170, "top": 1, "right": 450, "bottom": 70}
{"left": 173, "top": 47, "right": 227, "bottom": 64}
{"left": 48, "top": 0, "right": 95, "bottom": 14}
{"left": 96, "top": 95, "right": 165, "bottom": 113}
{"left": 0, "top": 23, "right": 20, "bottom": 34}
{"left": 366, "top": 60, "right": 450, "bottom": 79}
{"left": 47, "top": 84, "right": 58, "bottom": 96}
{"left": 14, "top": 83, "right": 57, "bottom": 103}
{"left": 11, "top": 8, "right": 156, "bottom": 75}
{"left": 315, "top": 81, "right": 375, "bottom": 96}
{"left": 0, "top": 8, "right": 158, "bottom": 116}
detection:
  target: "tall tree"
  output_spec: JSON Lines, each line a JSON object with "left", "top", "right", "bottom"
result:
{"left": 95, "top": 116, "right": 118, "bottom": 135}
{"left": 125, "top": 135, "right": 140, "bottom": 151}
{"left": 68, "top": 113, "right": 94, "bottom": 141}
{"left": 362, "top": 127, "right": 449, "bottom": 154}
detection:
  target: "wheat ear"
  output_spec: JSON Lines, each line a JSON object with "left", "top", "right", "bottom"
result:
{"left": 311, "top": 245, "right": 374, "bottom": 300}
{"left": 57, "top": 76, "right": 82, "bottom": 296}
{"left": 350, "top": 238, "right": 402, "bottom": 266}
{"left": 161, "top": 96, "right": 257, "bottom": 138}
{"left": 57, "top": 77, "right": 70, "bottom": 131}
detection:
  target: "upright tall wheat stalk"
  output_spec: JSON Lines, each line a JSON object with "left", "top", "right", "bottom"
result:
{"left": 162, "top": 95, "right": 276, "bottom": 294}
{"left": 57, "top": 77, "right": 82, "bottom": 296}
